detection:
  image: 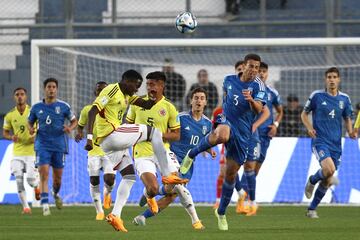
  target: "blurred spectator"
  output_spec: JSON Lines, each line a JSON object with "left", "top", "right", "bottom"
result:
{"left": 278, "top": 94, "right": 305, "bottom": 137}
{"left": 186, "top": 69, "right": 219, "bottom": 117}
{"left": 162, "top": 58, "right": 186, "bottom": 111}
{"left": 235, "top": 60, "right": 245, "bottom": 75}
{"left": 225, "top": 0, "right": 239, "bottom": 15}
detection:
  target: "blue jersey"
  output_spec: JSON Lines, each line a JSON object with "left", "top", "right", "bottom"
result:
{"left": 304, "top": 90, "right": 353, "bottom": 153}
{"left": 222, "top": 74, "right": 267, "bottom": 142}
{"left": 170, "top": 111, "right": 212, "bottom": 161}
{"left": 28, "top": 99, "right": 75, "bottom": 153}
{"left": 257, "top": 85, "right": 282, "bottom": 137}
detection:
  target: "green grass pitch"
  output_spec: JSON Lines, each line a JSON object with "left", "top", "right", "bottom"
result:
{"left": 1, "top": 205, "right": 359, "bottom": 240}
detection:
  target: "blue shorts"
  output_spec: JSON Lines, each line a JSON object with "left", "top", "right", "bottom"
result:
{"left": 215, "top": 114, "right": 247, "bottom": 165}
{"left": 36, "top": 150, "right": 66, "bottom": 169}
{"left": 312, "top": 143, "right": 341, "bottom": 170}
{"left": 247, "top": 132, "right": 261, "bottom": 161}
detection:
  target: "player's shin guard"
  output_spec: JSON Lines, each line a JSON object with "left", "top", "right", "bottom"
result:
{"left": 310, "top": 169, "right": 324, "bottom": 185}
{"left": 111, "top": 175, "right": 135, "bottom": 218}
{"left": 309, "top": 184, "right": 328, "bottom": 210}
{"left": 244, "top": 170, "right": 256, "bottom": 201}
{"left": 218, "top": 180, "right": 235, "bottom": 215}
{"left": 189, "top": 134, "right": 212, "bottom": 159}
{"left": 90, "top": 184, "right": 103, "bottom": 213}
{"left": 175, "top": 184, "right": 200, "bottom": 224}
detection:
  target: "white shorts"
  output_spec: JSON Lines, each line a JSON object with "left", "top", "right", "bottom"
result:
{"left": 88, "top": 155, "right": 116, "bottom": 176}
{"left": 135, "top": 150, "right": 180, "bottom": 177}
{"left": 100, "top": 124, "right": 149, "bottom": 153}
{"left": 11, "top": 156, "right": 38, "bottom": 178}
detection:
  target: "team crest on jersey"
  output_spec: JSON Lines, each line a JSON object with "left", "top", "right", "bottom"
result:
{"left": 339, "top": 101, "right": 344, "bottom": 109}
{"left": 55, "top": 106, "right": 61, "bottom": 114}
{"left": 101, "top": 96, "right": 108, "bottom": 105}
{"left": 319, "top": 150, "right": 325, "bottom": 158}
{"left": 202, "top": 126, "right": 207, "bottom": 135}
{"left": 159, "top": 108, "right": 166, "bottom": 116}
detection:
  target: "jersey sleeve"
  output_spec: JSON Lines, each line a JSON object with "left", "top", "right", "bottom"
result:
{"left": 303, "top": 92, "right": 316, "bottom": 113}
{"left": 65, "top": 104, "right": 76, "bottom": 121}
{"left": 128, "top": 95, "right": 139, "bottom": 105}
{"left": 272, "top": 90, "right": 282, "bottom": 106}
{"left": 28, "top": 106, "right": 37, "bottom": 124}
{"left": 3, "top": 113, "right": 12, "bottom": 130}
{"left": 126, "top": 105, "right": 136, "bottom": 123}
{"left": 354, "top": 111, "right": 360, "bottom": 129}
{"left": 252, "top": 80, "right": 267, "bottom": 105}
{"left": 93, "top": 85, "right": 113, "bottom": 111}
{"left": 78, "top": 107, "right": 88, "bottom": 127}
{"left": 168, "top": 104, "right": 180, "bottom": 130}
{"left": 342, "top": 96, "right": 353, "bottom": 119}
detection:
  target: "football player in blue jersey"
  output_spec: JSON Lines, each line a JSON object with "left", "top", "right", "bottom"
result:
{"left": 28, "top": 78, "right": 78, "bottom": 216}
{"left": 133, "top": 87, "right": 214, "bottom": 230}
{"left": 301, "top": 67, "right": 355, "bottom": 218}
{"left": 236, "top": 62, "right": 283, "bottom": 215}
{"left": 180, "top": 54, "right": 267, "bottom": 230}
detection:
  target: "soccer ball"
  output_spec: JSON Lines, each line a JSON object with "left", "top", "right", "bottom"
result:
{"left": 175, "top": 12, "right": 197, "bottom": 33}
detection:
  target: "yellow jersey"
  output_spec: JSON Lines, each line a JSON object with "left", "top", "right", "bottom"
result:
{"left": 355, "top": 111, "right": 360, "bottom": 129}
{"left": 78, "top": 104, "right": 105, "bottom": 157}
{"left": 92, "top": 83, "right": 138, "bottom": 145}
{"left": 3, "top": 105, "right": 35, "bottom": 156}
{"left": 126, "top": 96, "right": 180, "bottom": 158}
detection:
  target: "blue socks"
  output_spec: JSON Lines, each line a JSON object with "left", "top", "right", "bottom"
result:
{"left": 309, "top": 184, "right": 328, "bottom": 210}
{"left": 157, "top": 185, "right": 166, "bottom": 196}
{"left": 236, "top": 173, "right": 248, "bottom": 193}
{"left": 189, "top": 134, "right": 213, "bottom": 159}
{"left": 217, "top": 180, "right": 235, "bottom": 215}
{"left": 244, "top": 170, "right": 256, "bottom": 201}
{"left": 310, "top": 169, "right": 324, "bottom": 185}
{"left": 41, "top": 192, "right": 49, "bottom": 205}
{"left": 142, "top": 208, "right": 161, "bottom": 219}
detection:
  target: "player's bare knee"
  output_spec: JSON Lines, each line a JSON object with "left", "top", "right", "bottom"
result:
{"left": 120, "top": 164, "right": 135, "bottom": 176}
{"left": 103, "top": 174, "right": 115, "bottom": 186}
{"left": 90, "top": 176, "right": 100, "bottom": 186}
{"left": 146, "top": 184, "right": 159, "bottom": 198}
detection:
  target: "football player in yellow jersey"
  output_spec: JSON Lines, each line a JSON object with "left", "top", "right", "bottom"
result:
{"left": 75, "top": 81, "right": 114, "bottom": 221}
{"left": 131, "top": 72, "right": 206, "bottom": 230}
{"left": 85, "top": 70, "right": 187, "bottom": 232}
{"left": 126, "top": 71, "right": 181, "bottom": 216}
{"left": 3, "top": 87, "right": 40, "bottom": 214}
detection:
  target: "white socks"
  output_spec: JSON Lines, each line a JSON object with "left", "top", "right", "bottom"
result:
{"left": 111, "top": 176, "right": 136, "bottom": 218}
{"left": 175, "top": 184, "right": 199, "bottom": 224}
{"left": 151, "top": 129, "right": 171, "bottom": 176}
{"left": 90, "top": 184, "right": 103, "bottom": 214}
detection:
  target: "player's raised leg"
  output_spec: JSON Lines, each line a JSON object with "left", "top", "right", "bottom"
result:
{"left": 106, "top": 152, "right": 135, "bottom": 232}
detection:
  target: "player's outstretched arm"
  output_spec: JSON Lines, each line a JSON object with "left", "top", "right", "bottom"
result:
{"left": 301, "top": 110, "right": 316, "bottom": 138}
{"left": 85, "top": 106, "right": 99, "bottom": 151}
{"left": 132, "top": 98, "right": 156, "bottom": 110}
